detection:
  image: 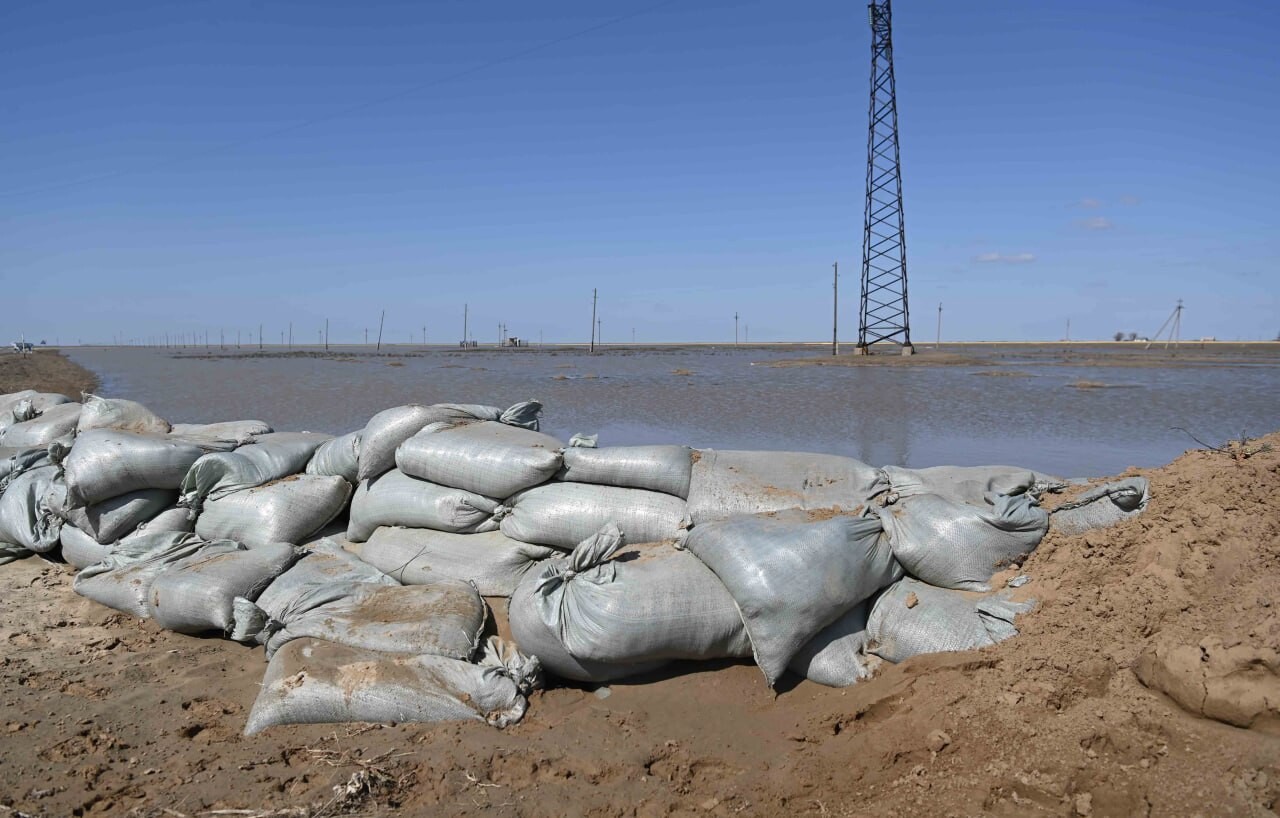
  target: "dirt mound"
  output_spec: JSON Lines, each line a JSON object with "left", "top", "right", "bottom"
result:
{"left": 1, "top": 435, "right": 1278, "bottom": 817}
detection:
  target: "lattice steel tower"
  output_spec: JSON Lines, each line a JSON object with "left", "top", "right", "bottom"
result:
{"left": 857, "top": 0, "right": 913, "bottom": 353}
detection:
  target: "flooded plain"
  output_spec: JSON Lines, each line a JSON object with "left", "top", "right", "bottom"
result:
{"left": 67, "top": 343, "right": 1280, "bottom": 478}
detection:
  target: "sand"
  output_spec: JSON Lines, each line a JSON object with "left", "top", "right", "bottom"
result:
{"left": 0, "top": 349, "right": 98, "bottom": 397}
{"left": 1, "top": 355, "right": 1278, "bottom": 816}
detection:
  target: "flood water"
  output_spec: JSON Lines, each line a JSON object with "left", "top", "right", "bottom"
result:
{"left": 67, "top": 345, "right": 1280, "bottom": 478}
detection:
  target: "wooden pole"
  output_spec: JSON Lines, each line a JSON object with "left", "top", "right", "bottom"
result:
{"left": 376, "top": 310, "right": 385, "bottom": 352}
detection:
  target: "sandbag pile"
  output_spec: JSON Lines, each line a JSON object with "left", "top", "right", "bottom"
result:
{"left": 0, "top": 385, "right": 1152, "bottom": 737}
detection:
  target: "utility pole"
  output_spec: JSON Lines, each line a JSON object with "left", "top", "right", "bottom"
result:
{"left": 288, "top": 322, "right": 292, "bottom": 349}
{"left": 597, "top": 318, "right": 602, "bottom": 348}
{"left": 1065, "top": 318, "right": 1071, "bottom": 342}
{"left": 324, "top": 318, "right": 329, "bottom": 351}
{"left": 590, "top": 288, "right": 598, "bottom": 353}
{"left": 745, "top": 324, "right": 749, "bottom": 343}
{"left": 936, "top": 302, "right": 942, "bottom": 350}
{"left": 735, "top": 312, "right": 740, "bottom": 346}
{"left": 376, "top": 309, "right": 385, "bottom": 352}
{"left": 259, "top": 324, "right": 263, "bottom": 351}
{"left": 833, "top": 261, "right": 839, "bottom": 356}
{"left": 237, "top": 329, "right": 241, "bottom": 349}
{"left": 632, "top": 327, "right": 636, "bottom": 345}
{"left": 463, "top": 304, "right": 469, "bottom": 349}
{"left": 365, "top": 328, "right": 368, "bottom": 345}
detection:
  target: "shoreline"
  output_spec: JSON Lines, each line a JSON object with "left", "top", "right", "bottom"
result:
{"left": 0, "top": 349, "right": 99, "bottom": 397}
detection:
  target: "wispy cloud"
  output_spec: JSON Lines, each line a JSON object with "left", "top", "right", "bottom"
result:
{"left": 1077, "top": 197, "right": 1102, "bottom": 209}
{"left": 1080, "top": 216, "right": 1114, "bottom": 230}
{"left": 974, "top": 252, "right": 1036, "bottom": 264}
{"left": 1118, "top": 195, "right": 1141, "bottom": 206}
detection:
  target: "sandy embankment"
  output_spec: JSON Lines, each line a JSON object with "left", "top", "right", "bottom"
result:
{"left": 0, "top": 353, "right": 1277, "bottom": 817}
{"left": 0, "top": 349, "right": 98, "bottom": 396}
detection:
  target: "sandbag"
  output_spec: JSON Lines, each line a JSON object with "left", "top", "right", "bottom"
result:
{"left": 685, "top": 450, "right": 887, "bottom": 525}
{"left": 876, "top": 492, "right": 1049, "bottom": 591}
{"left": 147, "top": 541, "right": 300, "bottom": 635}
{"left": 56, "top": 488, "right": 178, "bottom": 544}
{"left": 397, "top": 420, "right": 563, "bottom": 498}
{"left": 0, "top": 402, "right": 81, "bottom": 448}
{"left": 865, "top": 578, "right": 1035, "bottom": 663}
{"left": 350, "top": 527, "right": 557, "bottom": 596}
{"left": 305, "top": 430, "right": 362, "bottom": 483}
{"left": 559, "top": 444, "right": 693, "bottom": 498}
{"left": 347, "top": 470, "right": 499, "bottom": 542}
{"left": 0, "top": 390, "right": 38, "bottom": 428}
{"left": 72, "top": 532, "right": 212, "bottom": 618}
{"left": 1050, "top": 477, "right": 1150, "bottom": 535}
{"left": 179, "top": 432, "right": 332, "bottom": 513}
{"left": 0, "top": 446, "right": 52, "bottom": 493}
{"left": 252, "top": 538, "right": 398, "bottom": 623}
{"left": 499, "top": 483, "right": 689, "bottom": 549}
{"left": 243, "top": 636, "right": 541, "bottom": 735}
{"left": 0, "top": 392, "right": 72, "bottom": 429}
{"left": 62, "top": 430, "right": 208, "bottom": 508}
{"left": 76, "top": 393, "right": 171, "bottom": 435}
{"left": 60, "top": 525, "right": 112, "bottom": 569}
{"left": 787, "top": 601, "right": 882, "bottom": 688}
{"left": 683, "top": 511, "right": 901, "bottom": 686}
{"left": 168, "top": 420, "right": 272, "bottom": 448}
{"left": 194, "top": 475, "right": 351, "bottom": 547}
{"left": 0, "top": 465, "right": 62, "bottom": 554}
{"left": 357, "top": 403, "right": 504, "bottom": 481}
{"left": 257, "top": 579, "right": 485, "bottom": 659}
{"left": 883, "top": 465, "right": 1066, "bottom": 506}
{"left": 509, "top": 524, "right": 751, "bottom": 683}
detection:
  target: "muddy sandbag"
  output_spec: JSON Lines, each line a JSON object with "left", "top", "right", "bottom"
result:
{"left": 0, "top": 402, "right": 81, "bottom": 448}
{"left": 351, "top": 527, "right": 558, "bottom": 596}
{"left": 1050, "top": 477, "right": 1150, "bottom": 535}
{"left": 357, "top": 403, "right": 506, "bottom": 482}
{"left": 244, "top": 635, "right": 541, "bottom": 735}
{"left": 50, "top": 486, "right": 177, "bottom": 544}
{"left": 147, "top": 541, "right": 300, "bottom": 635}
{"left": 179, "top": 432, "right": 332, "bottom": 513}
{"left": 685, "top": 450, "right": 887, "bottom": 525}
{"left": 787, "top": 601, "right": 882, "bottom": 688}
{"left": 256, "top": 579, "right": 485, "bottom": 659}
{"left": 558, "top": 444, "right": 693, "bottom": 498}
{"left": 347, "top": 469, "right": 499, "bottom": 542}
{"left": 509, "top": 524, "right": 751, "bottom": 683}
{"left": 397, "top": 419, "right": 563, "bottom": 499}
{"left": 0, "top": 465, "right": 62, "bottom": 554}
{"left": 62, "top": 430, "right": 208, "bottom": 508}
{"left": 498, "top": 483, "right": 688, "bottom": 549}
{"left": 253, "top": 538, "right": 397, "bottom": 621}
{"left": 0, "top": 392, "right": 73, "bottom": 429}
{"left": 876, "top": 492, "right": 1048, "bottom": 591}
{"left": 72, "top": 532, "right": 211, "bottom": 618}
{"left": 169, "top": 420, "right": 272, "bottom": 448}
{"left": 883, "top": 465, "right": 1066, "bottom": 506}
{"left": 865, "top": 578, "right": 1035, "bottom": 663}
{"left": 195, "top": 474, "right": 352, "bottom": 547}
{"left": 683, "top": 511, "right": 901, "bottom": 686}
{"left": 305, "top": 430, "right": 362, "bottom": 483}
{"left": 76, "top": 393, "right": 171, "bottom": 435}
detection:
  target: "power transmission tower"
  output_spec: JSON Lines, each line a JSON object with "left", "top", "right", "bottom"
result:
{"left": 857, "top": 0, "right": 913, "bottom": 354}
{"left": 1145, "top": 299, "right": 1183, "bottom": 351}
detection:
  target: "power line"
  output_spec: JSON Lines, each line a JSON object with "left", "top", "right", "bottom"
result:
{"left": 1, "top": 0, "right": 678, "bottom": 199}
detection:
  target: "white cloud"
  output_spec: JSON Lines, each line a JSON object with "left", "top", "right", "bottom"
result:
{"left": 1080, "top": 216, "right": 1114, "bottom": 230}
{"left": 1118, "top": 195, "right": 1141, "bottom": 205}
{"left": 974, "top": 252, "right": 1036, "bottom": 263}
{"left": 1078, "top": 197, "right": 1102, "bottom": 209}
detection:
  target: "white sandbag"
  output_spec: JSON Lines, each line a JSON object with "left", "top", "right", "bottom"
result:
{"left": 1049, "top": 477, "right": 1150, "bottom": 535}
{"left": 350, "top": 527, "right": 557, "bottom": 596}
{"left": 0, "top": 390, "right": 38, "bottom": 429}
{"left": 76, "top": 393, "right": 170, "bottom": 435}
{"left": 787, "top": 601, "right": 882, "bottom": 688}
{"left": 0, "top": 402, "right": 82, "bottom": 448}
{"left": 347, "top": 470, "right": 499, "bottom": 542}
{"left": 62, "top": 430, "right": 208, "bottom": 508}
{"left": 683, "top": 511, "right": 901, "bottom": 687}
{"left": 357, "top": 403, "right": 502, "bottom": 481}
{"left": 685, "top": 450, "right": 887, "bottom": 525}
{"left": 72, "top": 532, "right": 212, "bottom": 618}
{"left": 60, "top": 525, "right": 112, "bottom": 569}
{"left": 179, "top": 432, "right": 332, "bottom": 513}
{"left": 305, "top": 430, "right": 362, "bottom": 483}
{"left": 252, "top": 538, "right": 397, "bottom": 623}
{"left": 0, "top": 465, "right": 62, "bottom": 554}
{"left": 195, "top": 474, "right": 352, "bottom": 547}
{"left": 865, "top": 578, "right": 1035, "bottom": 663}
{"left": 129, "top": 506, "right": 195, "bottom": 536}
{"left": 244, "top": 636, "right": 541, "bottom": 735}
{"left": 147, "top": 541, "right": 300, "bottom": 635}
{"left": 499, "top": 482, "right": 689, "bottom": 549}
{"left": 397, "top": 420, "right": 564, "bottom": 499}
{"left": 258, "top": 579, "right": 485, "bottom": 659}
{"left": 55, "top": 488, "right": 177, "bottom": 544}
{"left": 876, "top": 492, "right": 1048, "bottom": 591}
{"left": 508, "top": 524, "right": 751, "bottom": 683}
{"left": 0, "top": 446, "right": 52, "bottom": 493}
{"left": 883, "top": 464, "right": 1066, "bottom": 506}
{"left": 0, "top": 392, "right": 72, "bottom": 429}
{"left": 168, "top": 420, "right": 272, "bottom": 448}
{"left": 558, "top": 444, "right": 693, "bottom": 498}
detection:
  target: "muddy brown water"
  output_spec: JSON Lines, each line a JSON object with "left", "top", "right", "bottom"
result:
{"left": 66, "top": 344, "right": 1280, "bottom": 478}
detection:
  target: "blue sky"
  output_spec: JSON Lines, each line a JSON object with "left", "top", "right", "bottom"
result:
{"left": 2, "top": 0, "right": 1277, "bottom": 344}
